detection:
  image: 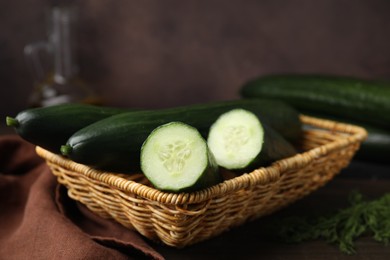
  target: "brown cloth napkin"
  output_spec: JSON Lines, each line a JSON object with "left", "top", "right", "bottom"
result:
{"left": 0, "top": 135, "right": 164, "bottom": 260}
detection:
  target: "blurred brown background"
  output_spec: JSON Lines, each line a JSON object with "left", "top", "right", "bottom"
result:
{"left": 1, "top": 0, "right": 390, "bottom": 119}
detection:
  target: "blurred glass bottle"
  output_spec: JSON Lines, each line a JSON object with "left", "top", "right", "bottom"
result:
{"left": 25, "top": 3, "right": 101, "bottom": 107}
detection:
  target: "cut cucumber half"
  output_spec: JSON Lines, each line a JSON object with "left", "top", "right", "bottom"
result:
{"left": 207, "top": 109, "right": 297, "bottom": 170}
{"left": 140, "top": 122, "right": 221, "bottom": 192}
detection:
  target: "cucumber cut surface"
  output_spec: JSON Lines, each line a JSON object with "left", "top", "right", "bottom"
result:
{"left": 141, "top": 122, "right": 220, "bottom": 192}
{"left": 208, "top": 109, "right": 297, "bottom": 170}
{"left": 207, "top": 109, "right": 264, "bottom": 170}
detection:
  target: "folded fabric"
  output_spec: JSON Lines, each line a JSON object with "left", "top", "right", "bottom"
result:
{"left": 0, "top": 135, "right": 164, "bottom": 260}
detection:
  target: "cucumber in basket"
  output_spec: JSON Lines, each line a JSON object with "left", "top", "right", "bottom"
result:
{"left": 140, "top": 122, "right": 221, "bottom": 192}
{"left": 240, "top": 74, "right": 390, "bottom": 130}
{"left": 61, "top": 99, "right": 302, "bottom": 173}
{"left": 5, "top": 103, "right": 130, "bottom": 153}
{"left": 207, "top": 109, "right": 297, "bottom": 170}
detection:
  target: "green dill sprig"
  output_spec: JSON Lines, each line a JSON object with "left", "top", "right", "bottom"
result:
{"left": 271, "top": 191, "right": 390, "bottom": 254}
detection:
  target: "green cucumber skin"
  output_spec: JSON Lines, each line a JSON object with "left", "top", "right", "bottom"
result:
{"left": 191, "top": 149, "right": 222, "bottom": 191}
{"left": 7, "top": 104, "right": 128, "bottom": 153}
{"left": 250, "top": 124, "right": 297, "bottom": 169}
{"left": 64, "top": 99, "right": 302, "bottom": 173}
{"left": 356, "top": 125, "right": 390, "bottom": 164}
{"left": 240, "top": 75, "right": 390, "bottom": 130}
{"left": 301, "top": 111, "right": 390, "bottom": 164}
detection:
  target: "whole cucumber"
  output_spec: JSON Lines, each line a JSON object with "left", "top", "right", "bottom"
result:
{"left": 355, "top": 124, "right": 390, "bottom": 164}
{"left": 299, "top": 111, "right": 390, "bottom": 164}
{"left": 240, "top": 75, "right": 390, "bottom": 130}
{"left": 6, "top": 103, "right": 130, "bottom": 153}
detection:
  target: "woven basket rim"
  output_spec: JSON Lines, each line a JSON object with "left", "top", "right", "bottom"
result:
{"left": 35, "top": 115, "right": 367, "bottom": 205}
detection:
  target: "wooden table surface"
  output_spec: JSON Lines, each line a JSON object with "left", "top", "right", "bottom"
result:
{"left": 153, "top": 161, "right": 390, "bottom": 260}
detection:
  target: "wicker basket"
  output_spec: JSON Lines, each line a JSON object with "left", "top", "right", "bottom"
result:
{"left": 36, "top": 115, "right": 367, "bottom": 248}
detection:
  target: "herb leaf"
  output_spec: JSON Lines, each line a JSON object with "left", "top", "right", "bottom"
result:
{"left": 270, "top": 191, "right": 390, "bottom": 254}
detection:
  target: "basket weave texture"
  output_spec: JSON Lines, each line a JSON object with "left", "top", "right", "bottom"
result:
{"left": 36, "top": 115, "right": 367, "bottom": 247}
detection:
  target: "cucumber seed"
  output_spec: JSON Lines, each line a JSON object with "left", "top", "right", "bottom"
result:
{"left": 158, "top": 140, "right": 192, "bottom": 175}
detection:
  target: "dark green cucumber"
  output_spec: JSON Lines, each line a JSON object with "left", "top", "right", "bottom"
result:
{"left": 140, "top": 122, "right": 221, "bottom": 192}
{"left": 357, "top": 125, "right": 390, "bottom": 164}
{"left": 61, "top": 99, "right": 302, "bottom": 173}
{"left": 6, "top": 103, "right": 129, "bottom": 153}
{"left": 240, "top": 74, "right": 390, "bottom": 130}
{"left": 207, "top": 109, "right": 297, "bottom": 170}
{"left": 300, "top": 111, "right": 390, "bottom": 164}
